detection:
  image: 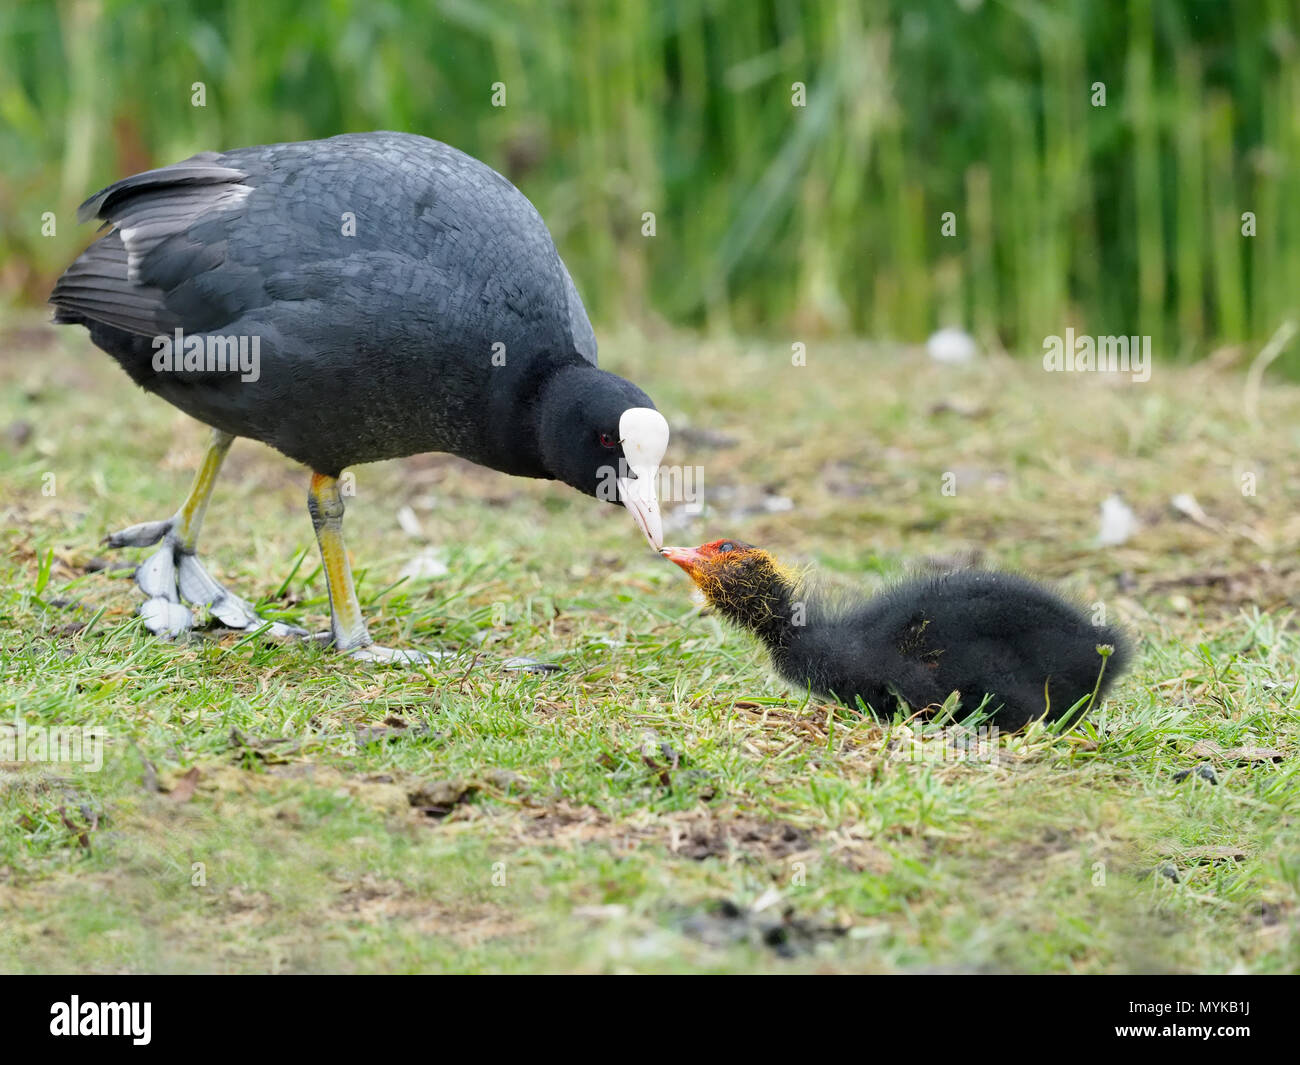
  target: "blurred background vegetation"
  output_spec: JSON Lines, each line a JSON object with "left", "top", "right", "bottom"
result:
{"left": 1, "top": 0, "right": 1297, "bottom": 368}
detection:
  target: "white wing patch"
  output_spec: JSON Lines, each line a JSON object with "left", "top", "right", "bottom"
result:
{"left": 118, "top": 183, "right": 253, "bottom": 282}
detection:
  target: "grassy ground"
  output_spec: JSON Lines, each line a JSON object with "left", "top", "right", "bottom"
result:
{"left": 1, "top": 318, "right": 1297, "bottom": 973}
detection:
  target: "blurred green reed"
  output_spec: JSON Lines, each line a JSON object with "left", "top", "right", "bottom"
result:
{"left": 0, "top": 0, "right": 1296, "bottom": 370}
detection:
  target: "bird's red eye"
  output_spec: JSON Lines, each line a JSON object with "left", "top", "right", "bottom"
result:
{"left": 598, "top": 432, "right": 618, "bottom": 448}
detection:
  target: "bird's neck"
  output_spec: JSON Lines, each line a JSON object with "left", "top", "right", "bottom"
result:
{"left": 534, "top": 362, "right": 604, "bottom": 485}
{"left": 708, "top": 564, "right": 805, "bottom": 650}
{"left": 475, "top": 357, "right": 581, "bottom": 480}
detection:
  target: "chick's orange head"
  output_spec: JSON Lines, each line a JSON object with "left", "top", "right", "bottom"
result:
{"left": 660, "top": 538, "right": 756, "bottom": 581}
{"left": 660, "top": 539, "right": 794, "bottom": 607}
{"left": 660, "top": 538, "right": 802, "bottom": 633}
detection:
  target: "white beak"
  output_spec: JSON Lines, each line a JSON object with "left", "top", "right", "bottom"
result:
{"left": 617, "top": 407, "right": 669, "bottom": 550}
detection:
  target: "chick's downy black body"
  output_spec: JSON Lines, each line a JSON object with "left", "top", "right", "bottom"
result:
{"left": 665, "top": 541, "right": 1130, "bottom": 730}
{"left": 785, "top": 570, "right": 1128, "bottom": 730}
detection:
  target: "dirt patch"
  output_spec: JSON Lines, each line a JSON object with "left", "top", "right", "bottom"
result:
{"left": 1144, "top": 561, "right": 1300, "bottom": 613}
{"left": 407, "top": 778, "right": 477, "bottom": 818}
{"left": 669, "top": 817, "right": 811, "bottom": 861}
{"left": 676, "top": 898, "right": 845, "bottom": 958}
{"left": 510, "top": 802, "right": 823, "bottom": 866}
{"left": 331, "top": 874, "right": 535, "bottom": 949}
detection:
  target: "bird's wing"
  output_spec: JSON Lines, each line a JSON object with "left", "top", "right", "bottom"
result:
{"left": 74, "top": 153, "right": 248, "bottom": 224}
{"left": 53, "top": 134, "right": 597, "bottom": 363}
{"left": 51, "top": 153, "right": 252, "bottom": 337}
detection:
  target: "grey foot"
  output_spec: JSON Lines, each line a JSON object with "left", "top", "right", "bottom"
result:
{"left": 104, "top": 518, "right": 175, "bottom": 550}
{"left": 335, "top": 640, "right": 461, "bottom": 665}
{"left": 344, "top": 644, "right": 432, "bottom": 666}
{"left": 314, "top": 631, "right": 454, "bottom": 665}
{"left": 106, "top": 517, "right": 306, "bottom": 640}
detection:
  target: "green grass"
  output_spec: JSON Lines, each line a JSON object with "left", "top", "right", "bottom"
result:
{"left": 1, "top": 320, "right": 1298, "bottom": 973}
{"left": 2, "top": 0, "right": 1298, "bottom": 365}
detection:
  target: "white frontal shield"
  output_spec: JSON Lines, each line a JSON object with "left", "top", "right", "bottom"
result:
{"left": 617, "top": 407, "right": 669, "bottom": 550}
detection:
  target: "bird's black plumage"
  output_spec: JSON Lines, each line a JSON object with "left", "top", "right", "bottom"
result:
{"left": 50, "top": 132, "right": 669, "bottom": 658}
{"left": 51, "top": 131, "right": 638, "bottom": 478}
{"left": 663, "top": 540, "right": 1131, "bottom": 730}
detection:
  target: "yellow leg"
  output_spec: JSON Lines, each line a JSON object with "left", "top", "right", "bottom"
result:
{"left": 174, "top": 429, "right": 234, "bottom": 552}
{"left": 307, "top": 472, "right": 371, "bottom": 652}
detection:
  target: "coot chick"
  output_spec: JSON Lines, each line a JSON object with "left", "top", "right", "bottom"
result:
{"left": 662, "top": 539, "right": 1130, "bottom": 730}
{"left": 50, "top": 132, "right": 669, "bottom": 662}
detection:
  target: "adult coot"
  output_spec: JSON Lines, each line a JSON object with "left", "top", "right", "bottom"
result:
{"left": 51, "top": 132, "right": 669, "bottom": 662}
{"left": 661, "top": 539, "right": 1130, "bottom": 730}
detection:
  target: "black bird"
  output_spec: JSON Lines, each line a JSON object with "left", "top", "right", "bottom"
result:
{"left": 661, "top": 539, "right": 1130, "bottom": 730}
{"left": 50, "top": 132, "right": 669, "bottom": 662}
